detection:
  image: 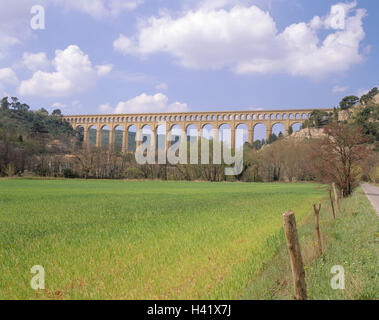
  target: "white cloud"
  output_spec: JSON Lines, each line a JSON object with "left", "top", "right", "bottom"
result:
{"left": 114, "top": 2, "right": 366, "bottom": 78}
{"left": 54, "top": 0, "right": 143, "bottom": 19}
{"left": 52, "top": 102, "right": 67, "bottom": 109}
{"left": 0, "top": 34, "right": 19, "bottom": 60}
{"left": 0, "top": 0, "right": 142, "bottom": 59}
{"left": 114, "top": 93, "right": 189, "bottom": 114}
{"left": 96, "top": 64, "right": 113, "bottom": 77}
{"left": 18, "top": 45, "right": 110, "bottom": 97}
{"left": 332, "top": 85, "right": 348, "bottom": 93}
{"left": 22, "top": 52, "right": 50, "bottom": 71}
{"left": 155, "top": 82, "right": 168, "bottom": 90}
{"left": 0, "top": 68, "right": 19, "bottom": 86}
{"left": 0, "top": 68, "right": 18, "bottom": 97}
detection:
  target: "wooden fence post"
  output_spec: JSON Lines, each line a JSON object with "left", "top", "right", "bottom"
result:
{"left": 312, "top": 203, "right": 322, "bottom": 256}
{"left": 332, "top": 183, "right": 340, "bottom": 212}
{"left": 283, "top": 211, "right": 307, "bottom": 300}
{"left": 328, "top": 189, "right": 336, "bottom": 219}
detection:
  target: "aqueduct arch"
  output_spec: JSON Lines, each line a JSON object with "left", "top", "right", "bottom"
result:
{"left": 64, "top": 108, "right": 333, "bottom": 152}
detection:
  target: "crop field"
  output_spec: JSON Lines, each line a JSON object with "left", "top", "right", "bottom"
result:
{"left": 0, "top": 179, "right": 324, "bottom": 299}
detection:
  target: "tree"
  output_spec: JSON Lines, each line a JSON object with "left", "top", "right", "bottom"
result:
{"left": 38, "top": 108, "right": 49, "bottom": 116}
{"left": 1, "top": 97, "right": 10, "bottom": 110}
{"left": 311, "top": 123, "right": 371, "bottom": 197}
{"left": 288, "top": 126, "right": 293, "bottom": 135}
{"left": 339, "top": 95, "right": 359, "bottom": 110}
{"left": 268, "top": 133, "right": 278, "bottom": 144}
{"left": 52, "top": 109, "right": 62, "bottom": 116}
{"left": 309, "top": 110, "right": 329, "bottom": 128}
{"left": 360, "top": 87, "right": 379, "bottom": 105}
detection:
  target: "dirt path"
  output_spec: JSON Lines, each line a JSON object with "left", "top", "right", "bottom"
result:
{"left": 361, "top": 183, "right": 379, "bottom": 217}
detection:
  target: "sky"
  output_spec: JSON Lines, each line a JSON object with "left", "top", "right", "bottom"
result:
{"left": 0, "top": 0, "right": 378, "bottom": 117}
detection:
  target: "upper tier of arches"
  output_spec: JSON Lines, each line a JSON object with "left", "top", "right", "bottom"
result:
{"left": 64, "top": 109, "right": 334, "bottom": 131}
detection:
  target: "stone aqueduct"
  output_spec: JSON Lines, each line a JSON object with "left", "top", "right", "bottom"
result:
{"left": 63, "top": 108, "right": 334, "bottom": 151}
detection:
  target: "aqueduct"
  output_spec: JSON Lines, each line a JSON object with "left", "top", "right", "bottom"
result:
{"left": 63, "top": 108, "right": 334, "bottom": 151}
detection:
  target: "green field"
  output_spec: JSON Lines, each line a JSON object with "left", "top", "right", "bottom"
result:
{"left": 0, "top": 179, "right": 324, "bottom": 299}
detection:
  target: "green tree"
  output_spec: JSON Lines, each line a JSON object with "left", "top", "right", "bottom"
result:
{"left": 268, "top": 133, "right": 278, "bottom": 144}
{"left": 1, "top": 97, "right": 10, "bottom": 110}
{"left": 339, "top": 95, "right": 359, "bottom": 110}
{"left": 288, "top": 126, "right": 293, "bottom": 135}
{"left": 360, "top": 87, "right": 379, "bottom": 105}
{"left": 309, "top": 110, "right": 329, "bottom": 128}
{"left": 52, "top": 109, "right": 62, "bottom": 116}
{"left": 38, "top": 108, "right": 49, "bottom": 116}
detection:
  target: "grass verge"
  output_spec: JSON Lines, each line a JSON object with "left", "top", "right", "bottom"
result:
{"left": 242, "top": 186, "right": 379, "bottom": 300}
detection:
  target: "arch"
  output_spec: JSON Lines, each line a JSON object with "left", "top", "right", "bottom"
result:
{"left": 186, "top": 124, "right": 198, "bottom": 137}
{"left": 76, "top": 125, "right": 85, "bottom": 145}
{"left": 169, "top": 124, "right": 182, "bottom": 147}
{"left": 155, "top": 124, "right": 166, "bottom": 151}
{"left": 291, "top": 122, "right": 302, "bottom": 133}
{"left": 253, "top": 123, "right": 267, "bottom": 142}
{"left": 128, "top": 125, "right": 137, "bottom": 151}
{"left": 219, "top": 124, "right": 231, "bottom": 148}
{"left": 142, "top": 124, "right": 152, "bottom": 145}
{"left": 114, "top": 125, "right": 124, "bottom": 152}
{"left": 236, "top": 123, "right": 248, "bottom": 148}
{"left": 201, "top": 123, "right": 213, "bottom": 129}
{"left": 101, "top": 125, "right": 110, "bottom": 147}
{"left": 202, "top": 124, "right": 214, "bottom": 140}
{"left": 272, "top": 123, "right": 285, "bottom": 137}
{"left": 88, "top": 125, "right": 97, "bottom": 146}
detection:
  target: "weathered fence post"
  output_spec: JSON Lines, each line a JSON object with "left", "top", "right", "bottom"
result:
{"left": 283, "top": 211, "right": 307, "bottom": 300}
{"left": 329, "top": 189, "right": 336, "bottom": 219}
{"left": 328, "top": 189, "right": 336, "bottom": 219}
{"left": 312, "top": 203, "right": 322, "bottom": 256}
{"left": 332, "top": 183, "right": 340, "bottom": 212}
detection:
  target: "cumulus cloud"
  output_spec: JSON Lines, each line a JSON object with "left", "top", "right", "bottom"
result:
{"left": 0, "top": 68, "right": 19, "bottom": 86}
{"left": 54, "top": 0, "right": 143, "bottom": 18}
{"left": 22, "top": 52, "right": 50, "bottom": 71}
{"left": 114, "top": 1, "right": 367, "bottom": 78}
{"left": 96, "top": 64, "right": 113, "bottom": 77}
{"left": 18, "top": 45, "right": 111, "bottom": 97}
{"left": 0, "top": 0, "right": 142, "bottom": 58}
{"left": 114, "top": 93, "right": 189, "bottom": 114}
{"left": 0, "top": 68, "right": 18, "bottom": 96}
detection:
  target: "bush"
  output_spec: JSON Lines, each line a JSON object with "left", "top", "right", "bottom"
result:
{"left": 63, "top": 168, "right": 76, "bottom": 179}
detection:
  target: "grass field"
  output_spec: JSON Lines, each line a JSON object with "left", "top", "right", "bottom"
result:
{"left": 243, "top": 186, "right": 379, "bottom": 300}
{"left": 0, "top": 179, "right": 325, "bottom": 299}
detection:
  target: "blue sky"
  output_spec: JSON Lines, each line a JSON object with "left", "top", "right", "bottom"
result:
{"left": 0, "top": 0, "right": 378, "bottom": 116}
